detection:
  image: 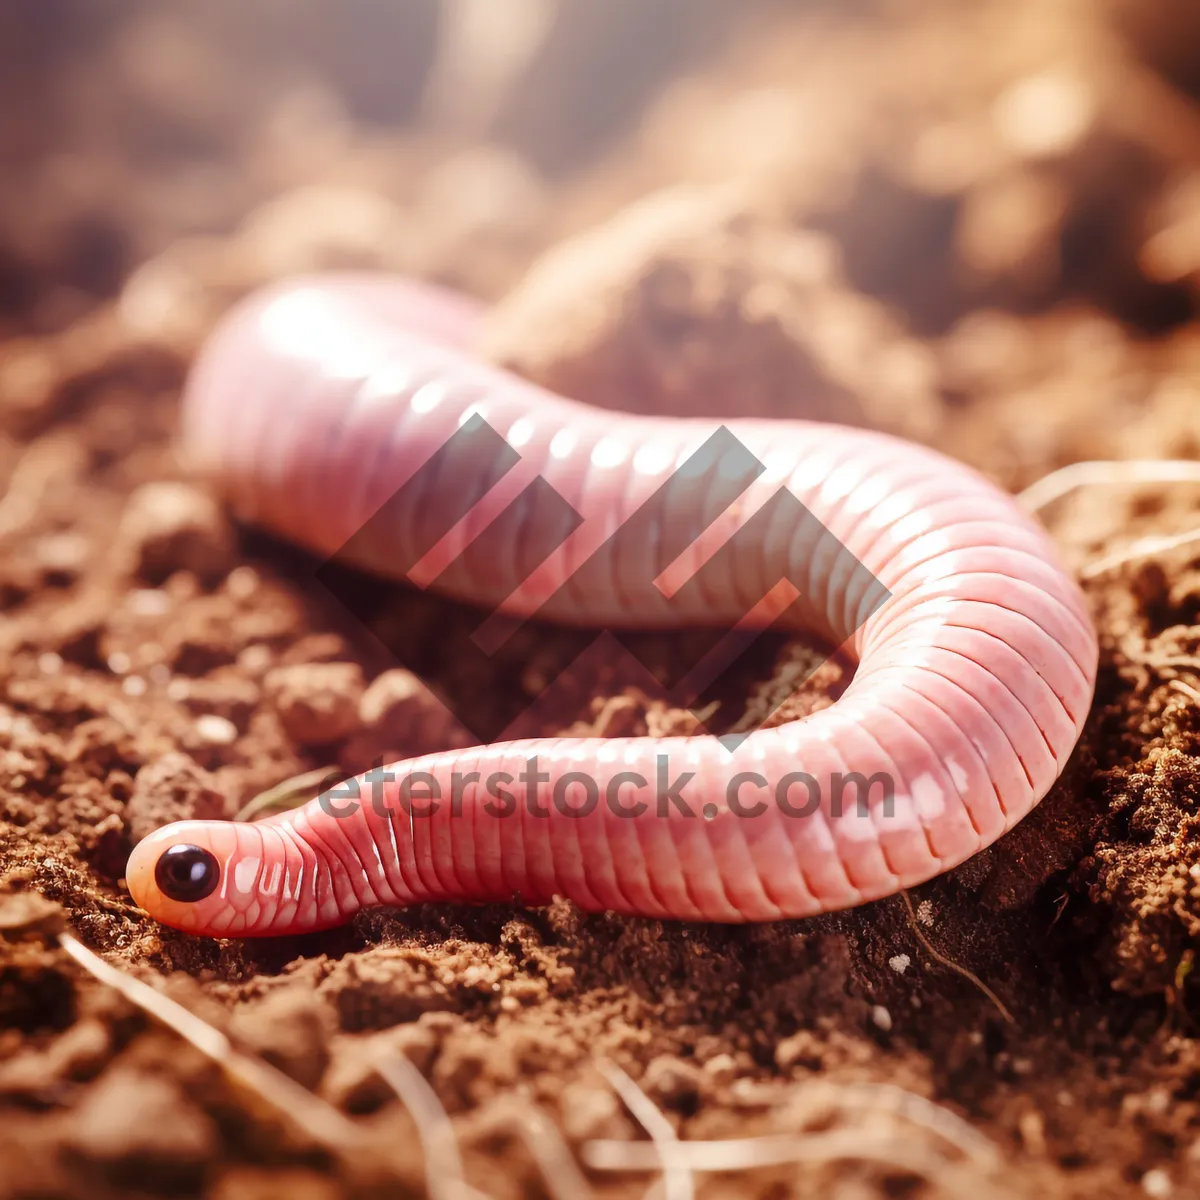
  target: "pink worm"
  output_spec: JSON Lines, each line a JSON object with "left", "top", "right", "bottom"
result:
{"left": 126, "top": 274, "right": 1097, "bottom": 937}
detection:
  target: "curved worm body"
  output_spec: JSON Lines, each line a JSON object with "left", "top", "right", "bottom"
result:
{"left": 126, "top": 274, "right": 1098, "bottom": 936}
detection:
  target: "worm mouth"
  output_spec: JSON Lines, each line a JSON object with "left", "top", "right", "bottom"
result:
{"left": 153, "top": 844, "right": 220, "bottom": 903}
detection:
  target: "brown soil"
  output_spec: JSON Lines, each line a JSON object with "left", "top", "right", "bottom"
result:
{"left": 4, "top": 2, "right": 1200, "bottom": 1197}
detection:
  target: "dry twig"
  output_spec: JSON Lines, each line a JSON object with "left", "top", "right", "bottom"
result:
{"left": 376, "top": 1054, "right": 489, "bottom": 1200}
{"left": 1080, "top": 527, "right": 1200, "bottom": 581}
{"left": 1018, "top": 459, "right": 1200, "bottom": 516}
{"left": 598, "top": 1060, "right": 695, "bottom": 1200}
{"left": 797, "top": 1080, "right": 1001, "bottom": 1168}
{"left": 586, "top": 1075, "right": 1007, "bottom": 1197}
{"left": 59, "top": 932, "right": 363, "bottom": 1150}
{"left": 233, "top": 765, "right": 344, "bottom": 822}
{"left": 899, "top": 891, "right": 1016, "bottom": 1026}
{"left": 471, "top": 1101, "right": 595, "bottom": 1200}
{"left": 424, "top": 0, "right": 559, "bottom": 134}
{"left": 60, "top": 932, "right": 1012, "bottom": 1199}
{"left": 1017, "top": 459, "right": 1200, "bottom": 581}
{"left": 583, "top": 1127, "right": 1013, "bottom": 1199}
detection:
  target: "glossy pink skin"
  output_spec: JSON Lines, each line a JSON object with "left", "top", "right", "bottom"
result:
{"left": 125, "top": 274, "right": 1098, "bottom": 936}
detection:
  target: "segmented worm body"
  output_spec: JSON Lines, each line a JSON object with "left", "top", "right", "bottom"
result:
{"left": 126, "top": 274, "right": 1097, "bottom": 936}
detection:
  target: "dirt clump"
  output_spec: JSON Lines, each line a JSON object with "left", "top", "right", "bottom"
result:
{"left": 482, "top": 185, "right": 944, "bottom": 439}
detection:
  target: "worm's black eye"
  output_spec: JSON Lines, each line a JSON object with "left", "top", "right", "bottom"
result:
{"left": 154, "top": 844, "right": 220, "bottom": 903}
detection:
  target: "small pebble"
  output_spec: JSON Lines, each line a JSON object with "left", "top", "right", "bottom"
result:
{"left": 226, "top": 566, "right": 260, "bottom": 599}
{"left": 0, "top": 891, "right": 65, "bottom": 936}
{"left": 194, "top": 714, "right": 237, "bottom": 746}
{"left": 349, "top": 669, "right": 471, "bottom": 762}
{"left": 38, "top": 652, "right": 63, "bottom": 675}
{"left": 1018, "top": 1109, "right": 1047, "bottom": 1156}
{"left": 107, "top": 651, "right": 131, "bottom": 675}
{"left": 703, "top": 1053, "right": 737, "bottom": 1085}
{"left": 871, "top": 1005, "right": 893, "bottom": 1032}
{"left": 126, "top": 751, "right": 227, "bottom": 842}
{"left": 129, "top": 588, "right": 171, "bottom": 616}
{"left": 992, "top": 69, "right": 1094, "bottom": 159}
{"left": 642, "top": 1055, "right": 705, "bottom": 1107}
{"left": 65, "top": 1068, "right": 217, "bottom": 1167}
{"left": 115, "top": 481, "right": 234, "bottom": 584}
{"left": 265, "top": 662, "right": 365, "bottom": 746}
{"left": 237, "top": 644, "right": 273, "bottom": 674}
{"left": 888, "top": 953, "right": 912, "bottom": 975}
{"left": 36, "top": 531, "right": 89, "bottom": 578}
{"left": 122, "top": 676, "right": 147, "bottom": 697}
{"left": 0, "top": 343, "right": 55, "bottom": 422}
{"left": 1142, "top": 1168, "right": 1172, "bottom": 1198}
{"left": 359, "top": 668, "right": 425, "bottom": 730}
{"left": 558, "top": 1082, "right": 623, "bottom": 1142}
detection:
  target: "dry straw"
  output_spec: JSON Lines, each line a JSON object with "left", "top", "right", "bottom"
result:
{"left": 58, "top": 929, "right": 1012, "bottom": 1199}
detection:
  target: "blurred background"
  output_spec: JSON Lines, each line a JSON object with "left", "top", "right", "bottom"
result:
{"left": 2, "top": 0, "right": 1200, "bottom": 491}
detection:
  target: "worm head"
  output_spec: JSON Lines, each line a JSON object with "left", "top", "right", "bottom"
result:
{"left": 126, "top": 820, "right": 268, "bottom": 936}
